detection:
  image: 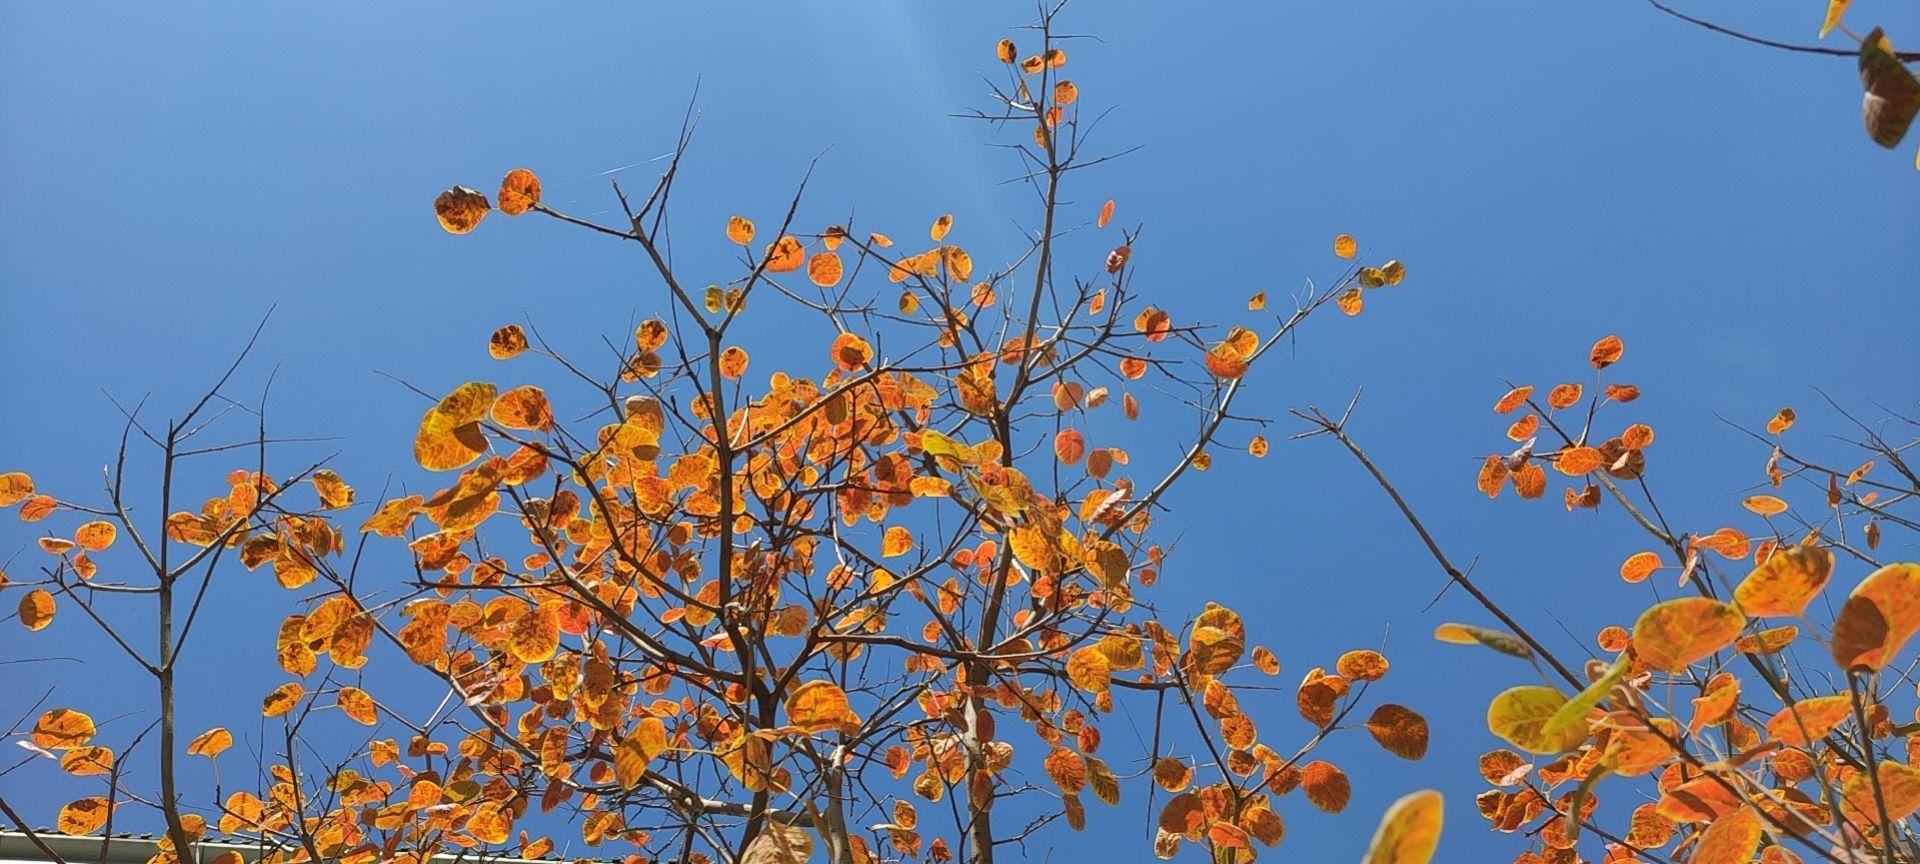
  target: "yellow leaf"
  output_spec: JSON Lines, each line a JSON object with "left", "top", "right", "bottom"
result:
{"left": 337, "top": 686, "right": 377, "bottom": 726}
{"left": 882, "top": 526, "right": 913, "bottom": 558}
{"left": 1360, "top": 789, "right": 1443, "bottom": 864}
{"left": 787, "top": 680, "right": 861, "bottom": 735}
{"left": 1486, "top": 686, "right": 1585, "bottom": 754}
{"left": 186, "top": 727, "right": 233, "bottom": 758}
{"left": 1819, "top": 0, "right": 1850, "bottom": 38}
{"left": 615, "top": 716, "right": 668, "bottom": 789}
{"left": 1691, "top": 807, "right": 1761, "bottom": 864}
{"left": 414, "top": 382, "right": 496, "bottom": 471}
{"left": 1632, "top": 598, "right": 1743, "bottom": 672}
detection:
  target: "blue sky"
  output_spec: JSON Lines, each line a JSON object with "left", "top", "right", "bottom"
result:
{"left": 3, "top": 2, "right": 1917, "bottom": 861}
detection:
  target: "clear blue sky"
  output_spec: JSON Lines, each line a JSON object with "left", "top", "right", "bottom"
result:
{"left": 3, "top": 2, "right": 1916, "bottom": 861}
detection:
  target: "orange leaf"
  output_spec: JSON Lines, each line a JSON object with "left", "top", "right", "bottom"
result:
{"left": 1300, "top": 760, "right": 1350, "bottom": 813}
{"left": 337, "top": 686, "right": 377, "bottom": 726}
{"left": 1333, "top": 234, "right": 1358, "bottom": 259}
{"left": 1764, "top": 694, "right": 1852, "bottom": 747}
{"left": 808, "top": 251, "right": 843, "bottom": 287}
{"left": 1832, "top": 562, "right": 1920, "bottom": 671}
{"left": 433, "top": 186, "right": 489, "bottom": 234}
{"left": 74, "top": 520, "right": 115, "bottom": 552}
{"left": 1054, "top": 429, "right": 1086, "bottom": 464}
{"left": 1365, "top": 704, "right": 1429, "bottom": 760}
{"left": 787, "top": 680, "right": 861, "bottom": 735}
{"left": 1588, "top": 334, "right": 1624, "bottom": 370}
{"left": 497, "top": 168, "right": 541, "bottom": 216}
{"left": 1619, "top": 551, "right": 1663, "bottom": 584}
{"left": 882, "top": 526, "right": 914, "bottom": 558}
{"left": 18, "top": 589, "right": 55, "bottom": 631}
{"left": 32, "top": 708, "right": 95, "bottom": 749}
{"left": 1742, "top": 495, "right": 1788, "bottom": 517}
{"left": 414, "top": 382, "right": 495, "bottom": 471}
{"left": 1733, "top": 544, "right": 1830, "bottom": 617}
{"left": 1766, "top": 407, "right": 1795, "bottom": 436}
{"left": 489, "top": 324, "right": 528, "bottom": 360}
{"left": 1492, "top": 386, "right": 1533, "bottom": 415}
{"left": 0, "top": 472, "right": 33, "bottom": 507}
{"left": 830, "top": 332, "right": 873, "bottom": 371}
{"left": 57, "top": 797, "right": 111, "bottom": 836}
{"left": 764, "top": 236, "right": 805, "bottom": 272}
{"left": 726, "top": 215, "right": 755, "bottom": 245}
{"left": 1691, "top": 807, "right": 1761, "bottom": 864}
{"left": 262, "top": 682, "right": 304, "bottom": 717}
{"left": 1337, "top": 649, "right": 1389, "bottom": 681}
{"left": 491, "top": 385, "right": 553, "bottom": 432}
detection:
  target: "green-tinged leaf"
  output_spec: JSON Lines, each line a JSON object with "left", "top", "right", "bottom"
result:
{"left": 1544, "top": 654, "right": 1630, "bottom": 738}
{"left": 1487, "top": 686, "right": 1587, "bottom": 755}
{"left": 1433, "top": 623, "right": 1532, "bottom": 659}
{"left": 1861, "top": 28, "right": 1920, "bottom": 148}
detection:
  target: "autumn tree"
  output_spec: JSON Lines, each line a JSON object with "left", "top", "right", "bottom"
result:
{"left": 3, "top": 11, "right": 1446, "bottom": 864}
{"left": 1297, "top": 335, "right": 1920, "bottom": 863}
{"left": 1, "top": 325, "right": 353, "bottom": 864}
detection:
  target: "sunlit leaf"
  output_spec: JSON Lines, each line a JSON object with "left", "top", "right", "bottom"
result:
{"left": 19, "top": 588, "right": 55, "bottom": 631}
{"left": 1588, "top": 334, "right": 1624, "bottom": 370}
{"left": 615, "top": 717, "right": 668, "bottom": 789}
{"left": 414, "top": 382, "right": 496, "bottom": 471}
{"left": 497, "top": 168, "right": 541, "bottom": 216}
{"left": 1365, "top": 704, "right": 1428, "bottom": 760}
{"left": 57, "top": 797, "right": 110, "bottom": 835}
{"left": 1486, "top": 686, "right": 1585, "bottom": 754}
{"left": 831, "top": 332, "right": 873, "bottom": 371}
{"left": 337, "top": 686, "right": 377, "bottom": 725}
{"left": 765, "top": 236, "right": 805, "bottom": 272}
{"left": 262, "top": 682, "right": 304, "bottom": 717}
{"left": 1691, "top": 806, "right": 1761, "bottom": 864}
{"left": 186, "top": 727, "right": 233, "bottom": 758}
{"left": 1831, "top": 562, "right": 1920, "bottom": 671}
{"left": 1620, "top": 551, "right": 1662, "bottom": 584}
{"left": 1360, "top": 789, "right": 1443, "bottom": 864}
{"left": 1632, "top": 598, "right": 1743, "bottom": 672}
{"left": 32, "top": 708, "right": 95, "bottom": 749}
{"left": 808, "top": 250, "right": 843, "bottom": 287}
{"left": 433, "top": 186, "right": 489, "bottom": 235}
{"left": 1301, "top": 760, "right": 1350, "bottom": 813}
{"left": 1733, "top": 543, "right": 1830, "bottom": 617}
{"left": 1433, "top": 622, "right": 1530, "bottom": 658}
{"left": 1766, "top": 407, "right": 1795, "bottom": 435}
{"left": 727, "top": 215, "right": 755, "bottom": 245}
{"left": 1764, "top": 694, "right": 1852, "bottom": 747}
{"left": 787, "top": 680, "right": 861, "bottom": 735}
